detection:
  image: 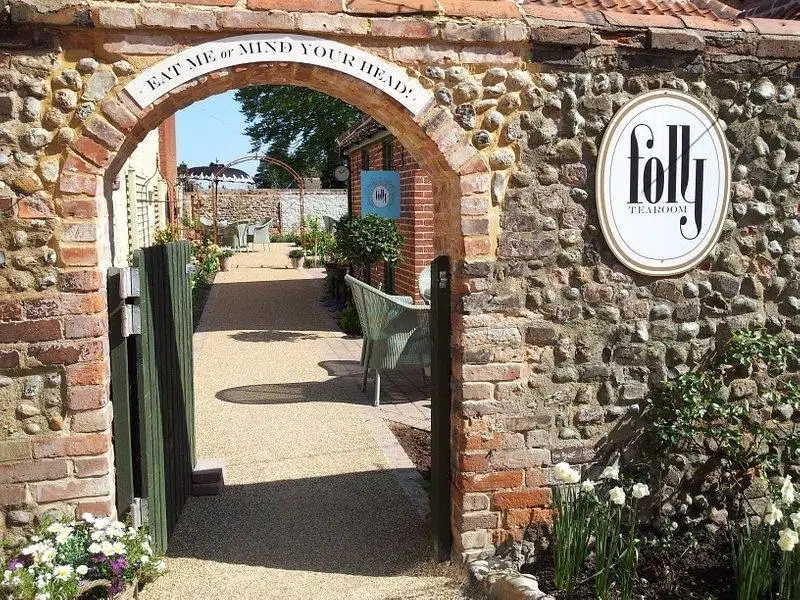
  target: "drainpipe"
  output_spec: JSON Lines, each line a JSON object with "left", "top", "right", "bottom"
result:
{"left": 344, "top": 153, "right": 353, "bottom": 217}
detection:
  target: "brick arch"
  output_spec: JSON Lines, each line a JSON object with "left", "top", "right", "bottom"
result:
{"left": 47, "top": 52, "right": 496, "bottom": 558}
{"left": 61, "top": 61, "right": 493, "bottom": 266}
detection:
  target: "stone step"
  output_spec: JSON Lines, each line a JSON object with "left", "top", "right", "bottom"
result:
{"left": 192, "top": 458, "right": 224, "bottom": 485}
{"left": 191, "top": 481, "right": 223, "bottom": 496}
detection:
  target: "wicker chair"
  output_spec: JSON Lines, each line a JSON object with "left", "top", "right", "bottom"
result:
{"left": 345, "top": 274, "right": 431, "bottom": 406}
{"left": 248, "top": 219, "right": 273, "bottom": 251}
{"left": 220, "top": 220, "right": 249, "bottom": 251}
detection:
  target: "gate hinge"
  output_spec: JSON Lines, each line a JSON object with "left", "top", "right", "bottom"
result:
{"left": 119, "top": 267, "right": 140, "bottom": 299}
{"left": 130, "top": 497, "right": 148, "bottom": 529}
{"left": 122, "top": 304, "right": 142, "bottom": 337}
{"left": 438, "top": 271, "right": 450, "bottom": 289}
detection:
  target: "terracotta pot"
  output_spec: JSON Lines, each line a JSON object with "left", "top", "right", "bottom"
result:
{"left": 220, "top": 256, "right": 233, "bottom": 271}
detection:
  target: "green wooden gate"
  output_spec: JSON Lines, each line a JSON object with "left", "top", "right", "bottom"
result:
{"left": 109, "top": 241, "right": 195, "bottom": 554}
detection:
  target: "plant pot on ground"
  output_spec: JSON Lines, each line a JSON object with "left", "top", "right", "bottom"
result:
{"left": 219, "top": 248, "right": 234, "bottom": 271}
{"left": 288, "top": 248, "right": 305, "bottom": 268}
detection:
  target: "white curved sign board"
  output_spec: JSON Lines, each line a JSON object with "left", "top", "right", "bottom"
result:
{"left": 596, "top": 89, "right": 731, "bottom": 276}
{"left": 124, "top": 34, "right": 432, "bottom": 117}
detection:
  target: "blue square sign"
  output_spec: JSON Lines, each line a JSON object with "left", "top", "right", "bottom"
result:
{"left": 361, "top": 171, "right": 401, "bottom": 220}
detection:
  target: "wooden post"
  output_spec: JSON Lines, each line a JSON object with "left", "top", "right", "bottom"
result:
{"left": 430, "top": 255, "right": 452, "bottom": 561}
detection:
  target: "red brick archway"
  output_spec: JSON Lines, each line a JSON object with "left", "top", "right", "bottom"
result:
{"left": 52, "top": 51, "right": 495, "bottom": 558}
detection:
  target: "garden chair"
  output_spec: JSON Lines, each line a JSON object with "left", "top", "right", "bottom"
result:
{"left": 219, "top": 221, "right": 249, "bottom": 252}
{"left": 418, "top": 264, "right": 431, "bottom": 305}
{"left": 248, "top": 219, "right": 273, "bottom": 251}
{"left": 345, "top": 275, "right": 431, "bottom": 406}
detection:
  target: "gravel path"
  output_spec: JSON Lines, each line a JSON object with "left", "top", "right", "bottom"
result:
{"left": 140, "top": 245, "right": 466, "bottom": 600}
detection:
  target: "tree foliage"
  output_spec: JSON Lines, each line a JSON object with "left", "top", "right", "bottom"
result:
{"left": 234, "top": 85, "right": 361, "bottom": 189}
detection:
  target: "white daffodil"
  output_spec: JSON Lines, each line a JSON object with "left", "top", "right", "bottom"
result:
{"left": 76, "top": 565, "right": 89, "bottom": 576}
{"left": 93, "top": 517, "right": 110, "bottom": 530}
{"left": 632, "top": 483, "right": 650, "bottom": 499}
{"left": 53, "top": 565, "right": 73, "bottom": 582}
{"left": 140, "top": 555, "right": 150, "bottom": 565}
{"left": 81, "top": 513, "right": 96, "bottom": 523}
{"left": 88, "top": 543, "right": 102, "bottom": 554}
{"left": 601, "top": 465, "right": 620, "bottom": 480}
{"left": 156, "top": 560, "right": 167, "bottom": 573}
{"left": 765, "top": 503, "right": 784, "bottom": 526}
{"left": 609, "top": 486, "right": 626, "bottom": 506}
{"left": 781, "top": 476, "right": 796, "bottom": 506}
{"left": 35, "top": 594, "right": 50, "bottom": 600}
{"left": 791, "top": 512, "right": 800, "bottom": 529}
{"left": 778, "top": 528, "right": 799, "bottom": 552}
{"left": 553, "top": 462, "right": 573, "bottom": 482}
{"left": 581, "top": 479, "right": 596, "bottom": 494}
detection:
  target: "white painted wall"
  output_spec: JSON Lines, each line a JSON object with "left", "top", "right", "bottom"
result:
{"left": 109, "top": 129, "right": 167, "bottom": 268}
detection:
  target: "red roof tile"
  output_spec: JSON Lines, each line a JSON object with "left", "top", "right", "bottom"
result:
{"left": 522, "top": 0, "right": 742, "bottom": 20}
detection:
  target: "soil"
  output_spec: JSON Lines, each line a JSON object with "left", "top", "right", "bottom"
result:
{"left": 192, "top": 271, "right": 216, "bottom": 331}
{"left": 522, "top": 529, "right": 736, "bottom": 600}
{"left": 388, "top": 422, "right": 431, "bottom": 481}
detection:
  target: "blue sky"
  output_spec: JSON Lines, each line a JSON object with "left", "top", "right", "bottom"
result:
{"left": 176, "top": 90, "right": 257, "bottom": 176}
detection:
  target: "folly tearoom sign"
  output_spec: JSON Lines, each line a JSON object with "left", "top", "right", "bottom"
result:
{"left": 596, "top": 90, "right": 731, "bottom": 276}
{"left": 124, "top": 34, "right": 431, "bottom": 116}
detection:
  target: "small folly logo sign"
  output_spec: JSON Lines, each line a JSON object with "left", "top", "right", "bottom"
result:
{"left": 124, "top": 34, "right": 432, "bottom": 117}
{"left": 596, "top": 90, "right": 731, "bottom": 276}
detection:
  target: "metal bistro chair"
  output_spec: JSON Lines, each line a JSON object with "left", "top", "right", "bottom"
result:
{"left": 248, "top": 218, "right": 273, "bottom": 251}
{"left": 345, "top": 275, "right": 431, "bottom": 406}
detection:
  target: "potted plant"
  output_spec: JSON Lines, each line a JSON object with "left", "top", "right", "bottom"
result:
{"left": 1, "top": 513, "right": 166, "bottom": 599}
{"left": 288, "top": 248, "right": 305, "bottom": 268}
{"left": 219, "top": 247, "right": 235, "bottom": 272}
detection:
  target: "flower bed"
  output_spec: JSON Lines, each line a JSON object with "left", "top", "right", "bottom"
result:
{"left": 529, "top": 461, "right": 800, "bottom": 600}
{"left": 1, "top": 514, "right": 165, "bottom": 600}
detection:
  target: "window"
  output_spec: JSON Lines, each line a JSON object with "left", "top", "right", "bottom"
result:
{"left": 361, "top": 148, "right": 370, "bottom": 171}
{"left": 382, "top": 138, "right": 394, "bottom": 170}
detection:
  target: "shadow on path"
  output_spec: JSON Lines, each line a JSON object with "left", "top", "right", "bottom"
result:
{"left": 202, "top": 278, "right": 336, "bottom": 332}
{"left": 164, "top": 471, "right": 432, "bottom": 576}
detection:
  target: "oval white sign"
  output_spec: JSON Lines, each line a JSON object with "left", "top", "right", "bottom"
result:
{"left": 596, "top": 89, "right": 731, "bottom": 276}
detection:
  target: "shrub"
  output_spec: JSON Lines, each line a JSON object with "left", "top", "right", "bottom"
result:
{"left": 153, "top": 223, "right": 182, "bottom": 245}
{"left": 651, "top": 327, "right": 800, "bottom": 486}
{"left": 288, "top": 248, "right": 305, "bottom": 259}
{"left": 335, "top": 214, "right": 404, "bottom": 281}
{"left": 270, "top": 232, "right": 300, "bottom": 244}
{"left": 337, "top": 303, "right": 362, "bottom": 336}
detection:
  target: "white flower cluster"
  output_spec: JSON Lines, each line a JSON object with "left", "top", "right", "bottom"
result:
{"left": 553, "top": 462, "right": 650, "bottom": 506}
{"left": 768, "top": 476, "right": 800, "bottom": 553}
{"left": 2, "top": 512, "right": 164, "bottom": 600}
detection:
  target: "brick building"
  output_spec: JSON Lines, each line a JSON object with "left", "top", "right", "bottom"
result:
{"left": 338, "top": 117, "right": 434, "bottom": 301}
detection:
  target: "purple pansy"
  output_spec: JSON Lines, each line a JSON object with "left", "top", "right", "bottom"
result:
{"left": 110, "top": 557, "right": 128, "bottom": 576}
